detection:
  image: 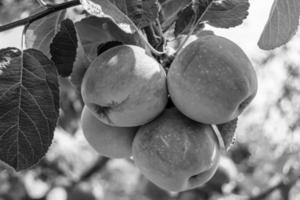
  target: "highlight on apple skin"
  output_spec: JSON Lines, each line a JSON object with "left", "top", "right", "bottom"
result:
{"left": 167, "top": 35, "right": 258, "bottom": 124}
{"left": 81, "top": 45, "right": 168, "bottom": 127}
{"left": 132, "top": 108, "right": 220, "bottom": 192}
{"left": 81, "top": 106, "right": 138, "bottom": 158}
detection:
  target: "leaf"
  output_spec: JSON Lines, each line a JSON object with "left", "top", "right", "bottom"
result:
{"left": 75, "top": 16, "right": 144, "bottom": 61}
{"left": 79, "top": 0, "right": 137, "bottom": 33}
{"left": 174, "top": 4, "right": 196, "bottom": 36}
{"left": 109, "top": 0, "right": 160, "bottom": 28}
{"left": 50, "top": 19, "right": 78, "bottom": 77}
{"left": 217, "top": 118, "right": 238, "bottom": 151}
{"left": 0, "top": 48, "right": 59, "bottom": 171}
{"left": 202, "top": 0, "right": 250, "bottom": 28}
{"left": 160, "top": 0, "right": 191, "bottom": 21}
{"left": 174, "top": 0, "right": 249, "bottom": 35}
{"left": 258, "top": 0, "right": 300, "bottom": 50}
{"left": 109, "top": 0, "right": 128, "bottom": 14}
{"left": 25, "top": 9, "right": 66, "bottom": 57}
{"left": 125, "top": 0, "right": 160, "bottom": 28}
{"left": 70, "top": 40, "right": 90, "bottom": 92}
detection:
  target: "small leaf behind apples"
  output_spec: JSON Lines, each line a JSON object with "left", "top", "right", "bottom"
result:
{"left": 125, "top": 0, "right": 160, "bottom": 28}
{"left": 75, "top": 16, "right": 144, "bottom": 61}
{"left": 50, "top": 19, "right": 78, "bottom": 77}
{"left": 217, "top": 118, "right": 238, "bottom": 151}
{"left": 258, "top": 0, "right": 300, "bottom": 50}
{"left": 109, "top": 0, "right": 128, "bottom": 14}
{"left": 160, "top": 0, "right": 191, "bottom": 21}
{"left": 69, "top": 41, "right": 90, "bottom": 92}
{"left": 25, "top": 8, "right": 66, "bottom": 57}
{"left": 174, "top": 4, "right": 197, "bottom": 36}
{"left": 0, "top": 48, "right": 59, "bottom": 171}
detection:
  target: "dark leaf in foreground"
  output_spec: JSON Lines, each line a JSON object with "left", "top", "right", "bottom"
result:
{"left": 0, "top": 48, "right": 59, "bottom": 171}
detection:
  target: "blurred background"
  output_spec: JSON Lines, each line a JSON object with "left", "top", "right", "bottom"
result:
{"left": 0, "top": 0, "right": 300, "bottom": 200}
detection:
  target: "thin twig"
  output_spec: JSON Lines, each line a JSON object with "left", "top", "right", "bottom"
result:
{"left": 68, "top": 156, "right": 110, "bottom": 189}
{"left": 249, "top": 175, "right": 300, "bottom": 200}
{"left": 0, "top": 0, "right": 80, "bottom": 32}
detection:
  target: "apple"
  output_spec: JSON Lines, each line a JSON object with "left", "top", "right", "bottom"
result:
{"left": 167, "top": 35, "right": 257, "bottom": 124}
{"left": 132, "top": 108, "right": 220, "bottom": 192}
{"left": 81, "top": 106, "right": 137, "bottom": 158}
{"left": 81, "top": 45, "right": 168, "bottom": 127}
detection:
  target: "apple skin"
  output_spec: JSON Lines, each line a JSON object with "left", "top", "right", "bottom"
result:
{"left": 132, "top": 108, "right": 220, "bottom": 192}
{"left": 81, "top": 106, "right": 138, "bottom": 158}
{"left": 81, "top": 45, "right": 168, "bottom": 127}
{"left": 167, "top": 35, "right": 257, "bottom": 124}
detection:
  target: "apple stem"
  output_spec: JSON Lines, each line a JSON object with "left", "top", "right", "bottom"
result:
{"left": 211, "top": 124, "right": 226, "bottom": 152}
{"left": 137, "top": 29, "right": 166, "bottom": 56}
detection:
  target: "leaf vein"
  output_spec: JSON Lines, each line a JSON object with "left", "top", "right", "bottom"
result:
{"left": 20, "top": 108, "right": 45, "bottom": 151}
{"left": 21, "top": 85, "right": 49, "bottom": 121}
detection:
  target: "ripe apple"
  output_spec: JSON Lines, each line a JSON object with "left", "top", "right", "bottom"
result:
{"left": 81, "top": 45, "right": 168, "bottom": 127}
{"left": 167, "top": 35, "right": 257, "bottom": 124}
{"left": 132, "top": 108, "right": 220, "bottom": 192}
{"left": 81, "top": 106, "right": 137, "bottom": 158}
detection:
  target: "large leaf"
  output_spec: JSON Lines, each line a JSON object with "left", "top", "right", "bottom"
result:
{"left": 202, "top": 0, "right": 249, "bottom": 28}
{"left": 0, "top": 48, "right": 59, "bottom": 171}
{"left": 75, "top": 16, "right": 144, "bottom": 61}
{"left": 258, "top": 0, "right": 300, "bottom": 50}
{"left": 174, "top": 0, "right": 249, "bottom": 35}
{"left": 25, "top": 9, "right": 66, "bottom": 57}
{"left": 80, "top": 0, "right": 137, "bottom": 33}
{"left": 50, "top": 19, "right": 78, "bottom": 77}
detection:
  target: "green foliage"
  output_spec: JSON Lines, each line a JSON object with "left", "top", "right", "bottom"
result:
{"left": 0, "top": 0, "right": 300, "bottom": 199}
{"left": 25, "top": 10, "right": 67, "bottom": 57}
{"left": 50, "top": 19, "right": 78, "bottom": 77}
{"left": 0, "top": 48, "right": 59, "bottom": 170}
{"left": 258, "top": 0, "right": 300, "bottom": 50}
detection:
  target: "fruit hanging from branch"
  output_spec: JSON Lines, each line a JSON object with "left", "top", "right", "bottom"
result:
{"left": 81, "top": 44, "right": 168, "bottom": 127}
{"left": 81, "top": 106, "right": 137, "bottom": 158}
{"left": 167, "top": 35, "right": 258, "bottom": 124}
{"left": 132, "top": 108, "right": 220, "bottom": 192}
{"left": 1, "top": 0, "right": 298, "bottom": 196}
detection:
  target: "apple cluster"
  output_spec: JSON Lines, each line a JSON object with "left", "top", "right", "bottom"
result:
{"left": 80, "top": 34, "right": 258, "bottom": 192}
